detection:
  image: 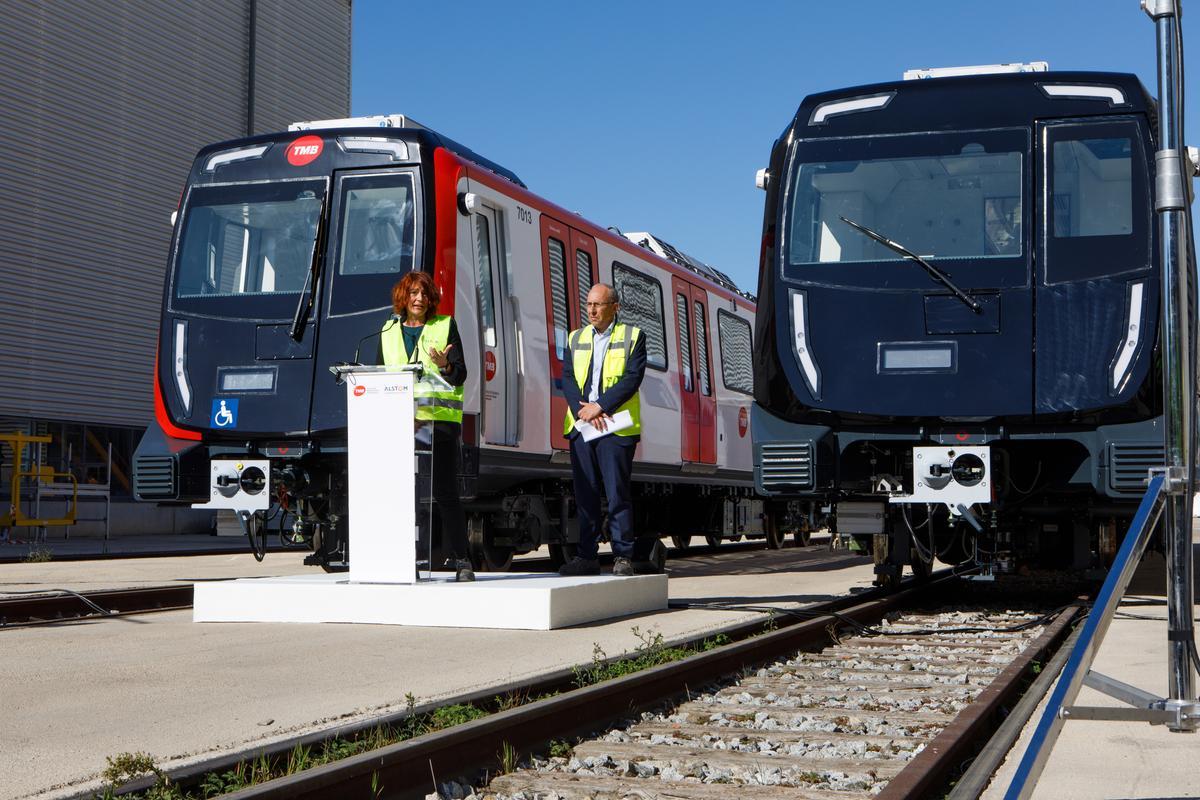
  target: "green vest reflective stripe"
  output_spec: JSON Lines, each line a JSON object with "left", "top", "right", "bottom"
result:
{"left": 562, "top": 322, "right": 642, "bottom": 437}
{"left": 380, "top": 314, "right": 464, "bottom": 424}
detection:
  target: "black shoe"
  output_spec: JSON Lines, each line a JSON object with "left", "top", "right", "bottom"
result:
{"left": 612, "top": 556, "right": 635, "bottom": 577}
{"left": 453, "top": 559, "right": 475, "bottom": 582}
{"left": 558, "top": 556, "right": 601, "bottom": 576}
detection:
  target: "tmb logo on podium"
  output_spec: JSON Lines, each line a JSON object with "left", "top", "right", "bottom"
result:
{"left": 212, "top": 399, "right": 239, "bottom": 428}
{"left": 353, "top": 385, "right": 367, "bottom": 397}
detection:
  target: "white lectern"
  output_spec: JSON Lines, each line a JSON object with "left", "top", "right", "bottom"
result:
{"left": 342, "top": 364, "right": 421, "bottom": 583}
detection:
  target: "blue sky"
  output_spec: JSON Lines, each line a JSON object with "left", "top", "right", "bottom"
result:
{"left": 352, "top": 1, "right": 1197, "bottom": 293}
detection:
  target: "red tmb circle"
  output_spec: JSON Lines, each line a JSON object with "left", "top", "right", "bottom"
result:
{"left": 484, "top": 351, "right": 497, "bottom": 382}
{"left": 286, "top": 135, "right": 324, "bottom": 166}
{"left": 353, "top": 385, "right": 366, "bottom": 397}
{"left": 738, "top": 407, "right": 749, "bottom": 438}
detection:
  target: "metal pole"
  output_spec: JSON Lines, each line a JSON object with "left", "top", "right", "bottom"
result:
{"left": 1144, "top": 0, "right": 1197, "bottom": 719}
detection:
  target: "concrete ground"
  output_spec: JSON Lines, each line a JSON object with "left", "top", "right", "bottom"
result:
{"left": 3, "top": 539, "right": 874, "bottom": 800}
{"left": 984, "top": 543, "right": 1200, "bottom": 800}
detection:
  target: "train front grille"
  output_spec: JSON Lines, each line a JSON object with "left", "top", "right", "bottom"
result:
{"left": 759, "top": 442, "right": 815, "bottom": 491}
{"left": 134, "top": 456, "right": 177, "bottom": 500}
{"left": 1107, "top": 442, "right": 1166, "bottom": 495}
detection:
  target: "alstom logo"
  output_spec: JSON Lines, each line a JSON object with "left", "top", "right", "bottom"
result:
{"left": 287, "top": 135, "right": 324, "bottom": 166}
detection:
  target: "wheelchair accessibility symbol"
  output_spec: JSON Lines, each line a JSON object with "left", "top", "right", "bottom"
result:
{"left": 212, "top": 399, "right": 239, "bottom": 428}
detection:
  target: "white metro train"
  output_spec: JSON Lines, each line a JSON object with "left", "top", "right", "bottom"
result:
{"left": 133, "top": 115, "right": 785, "bottom": 571}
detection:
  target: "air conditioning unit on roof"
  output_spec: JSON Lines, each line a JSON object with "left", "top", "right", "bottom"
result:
{"left": 903, "top": 62, "right": 1049, "bottom": 80}
{"left": 288, "top": 114, "right": 427, "bottom": 131}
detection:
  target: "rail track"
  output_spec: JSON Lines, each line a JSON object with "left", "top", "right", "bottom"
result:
{"left": 123, "top": 574, "right": 1081, "bottom": 800}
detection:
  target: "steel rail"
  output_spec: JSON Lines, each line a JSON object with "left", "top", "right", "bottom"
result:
{"left": 876, "top": 597, "right": 1086, "bottom": 799}
{"left": 0, "top": 585, "right": 193, "bottom": 627}
{"left": 190, "top": 576, "right": 956, "bottom": 800}
{"left": 99, "top": 569, "right": 921, "bottom": 798}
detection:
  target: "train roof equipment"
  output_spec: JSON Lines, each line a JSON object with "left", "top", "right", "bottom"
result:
{"left": 624, "top": 231, "right": 754, "bottom": 301}
{"left": 902, "top": 61, "right": 1049, "bottom": 80}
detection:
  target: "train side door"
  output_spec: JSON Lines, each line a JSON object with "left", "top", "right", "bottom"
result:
{"left": 472, "top": 203, "right": 519, "bottom": 446}
{"left": 671, "top": 277, "right": 717, "bottom": 464}
{"left": 540, "top": 214, "right": 586, "bottom": 450}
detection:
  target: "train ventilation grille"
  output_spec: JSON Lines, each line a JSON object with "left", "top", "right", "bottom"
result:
{"left": 760, "top": 442, "right": 814, "bottom": 490}
{"left": 1108, "top": 442, "right": 1165, "bottom": 494}
{"left": 134, "top": 456, "right": 176, "bottom": 499}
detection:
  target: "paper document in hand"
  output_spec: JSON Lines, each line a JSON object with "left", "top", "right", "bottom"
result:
{"left": 574, "top": 410, "right": 633, "bottom": 442}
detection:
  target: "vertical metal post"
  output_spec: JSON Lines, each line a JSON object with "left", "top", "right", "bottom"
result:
{"left": 1145, "top": 0, "right": 1197, "bottom": 717}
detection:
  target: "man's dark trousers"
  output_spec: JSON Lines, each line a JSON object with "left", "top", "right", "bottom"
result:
{"left": 569, "top": 432, "right": 636, "bottom": 560}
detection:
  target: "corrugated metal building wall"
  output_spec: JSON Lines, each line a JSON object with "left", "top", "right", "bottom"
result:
{"left": 0, "top": 0, "right": 349, "bottom": 495}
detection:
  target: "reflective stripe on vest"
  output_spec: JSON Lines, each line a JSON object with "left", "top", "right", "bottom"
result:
{"left": 562, "top": 322, "right": 642, "bottom": 437}
{"left": 380, "top": 314, "right": 464, "bottom": 424}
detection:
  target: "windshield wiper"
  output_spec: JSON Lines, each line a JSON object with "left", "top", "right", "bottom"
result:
{"left": 289, "top": 191, "right": 330, "bottom": 342}
{"left": 838, "top": 216, "right": 982, "bottom": 314}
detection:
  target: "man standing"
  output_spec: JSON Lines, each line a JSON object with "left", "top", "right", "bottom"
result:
{"left": 559, "top": 283, "right": 647, "bottom": 577}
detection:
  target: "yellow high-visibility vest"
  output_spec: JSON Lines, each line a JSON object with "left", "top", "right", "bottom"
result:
{"left": 562, "top": 322, "right": 642, "bottom": 437}
{"left": 380, "top": 314, "right": 464, "bottom": 424}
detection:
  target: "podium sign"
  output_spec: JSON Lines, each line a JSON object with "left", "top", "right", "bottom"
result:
{"left": 344, "top": 367, "right": 417, "bottom": 583}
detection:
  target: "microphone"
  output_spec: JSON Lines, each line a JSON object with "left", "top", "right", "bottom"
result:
{"left": 353, "top": 314, "right": 401, "bottom": 364}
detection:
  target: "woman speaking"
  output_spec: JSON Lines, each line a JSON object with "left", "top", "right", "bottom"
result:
{"left": 378, "top": 271, "right": 472, "bottom": 581}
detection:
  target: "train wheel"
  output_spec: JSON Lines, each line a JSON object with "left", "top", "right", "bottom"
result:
{"left": 468, "top": 515, "right": 513, "bottom": 572}
{"left": 910, "top": 544, "right": 934, "bottom": 581}
{"left": 670, "top": 534, "right": 693, "bottom": 551}
{"left": 764, "top": 508, "right": 784, "bottom": 550}
{"left": 705, "top": 535, "right": 722, "bottom": 547}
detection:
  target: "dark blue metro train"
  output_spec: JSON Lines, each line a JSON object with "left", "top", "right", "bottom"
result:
{"left": 751, "top": 67, "right": 1168, "bottom": 584}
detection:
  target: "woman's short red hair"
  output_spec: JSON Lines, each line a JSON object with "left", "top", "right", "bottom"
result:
{"left": 391, "top": 271, "right": 440, "bottom": 318}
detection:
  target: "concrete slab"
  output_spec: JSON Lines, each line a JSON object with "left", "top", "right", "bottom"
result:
{"left": 193, "top": 571, "right": 669, "bottom": 629}
{"left": 2, "top": 542, "right": 873, "bottom": 800}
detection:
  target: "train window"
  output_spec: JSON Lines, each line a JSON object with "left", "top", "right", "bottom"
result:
{"left": 576, "top": 250, "right": 593, "bottom": 312}
{"left": 786, "top": 129, "right": 1026, "bottom": 273}
{"left": 328, "top": 171, "right": 420, "bottom": 316}
{"left": 475, "top": 214, "right": 496, "bottom": 347}
{"left": 171, "top": 178, "right": 326, "bottom": 319}
{"left": 676, "top": 294, "right": 694, "bottom": 392}
{"left": 613, "top": 263, "right": 668, "bottom": 370}
{"left": 694, "top": 300, "right": 712, "bottom": 397}
{"left": 548, "top": 237, "right": 570, "bottom": 359}
{"left": 717, "top": 310, "right": 753, "bottom": 395}
{"left": 1045, "top": 122, "right": 1148, "bottom": 283}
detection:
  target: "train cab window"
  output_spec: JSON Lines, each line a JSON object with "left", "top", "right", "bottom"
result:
{"left": 475, "top": 213, "right": 496, "bottom": 347}
{"left": 717, "top": 310, "right": 753, "bottom": 395}
{"left": 171, "top": 178, "right": 326, "bottom": 319}
{"left": 613, "top": 263, "right": 668, "bottom": 370}
{"left": 548, "top": 237, "right": 571, "bottom": 359}
{"left": 1044, "top": 121, "right": 1148, "bottom": 283}
{"left": 694, "top": 300, "right": 712, "bottom": 396}
{"left": 676, "top": 294, "right": 694, "bottom": 392}
{"left": 329, "top": 172, "right": 420, "bottom": 316}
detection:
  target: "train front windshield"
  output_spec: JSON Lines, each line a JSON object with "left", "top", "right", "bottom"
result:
{"left": 171, "top": 176, "right": 419, "bottom": 319}
{"left": 784, "top": 130, "right": 1028, "bottom": 282}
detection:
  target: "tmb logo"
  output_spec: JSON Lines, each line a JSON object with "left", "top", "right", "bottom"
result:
{"left": 286, "top": 135, "right": 324, "bottom": 166}
{"left": 738, "top": 407, "right": 749, "bottom": 438}
{"left": 353, "top": 385, "right": 366, "bottom": 397}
